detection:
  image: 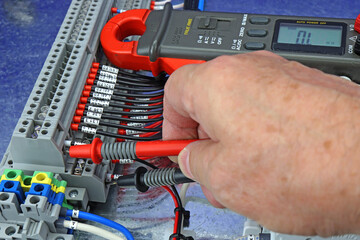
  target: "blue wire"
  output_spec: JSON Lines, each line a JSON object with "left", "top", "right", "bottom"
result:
{"left": 66, "top": 209, "right": 134, "bottom": 240}
{"left": 139, "top": 89, "right": 164, "bottom": 94}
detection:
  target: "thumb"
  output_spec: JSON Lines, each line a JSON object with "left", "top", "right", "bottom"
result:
{"left": 177, "top": 139, "right": 220, "bottom": 184}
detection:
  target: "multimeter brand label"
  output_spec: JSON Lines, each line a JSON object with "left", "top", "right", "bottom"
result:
{"left": 90, "top": 99, "right": 110, "bottom": 107}
{"left": 101, "top": 65, "right": 119, "bottom": 74}
{"left": 84, "top": 117, "right": 100, "bottom": 126}
{"left": 88, "top": 106, "right": 104, "bottom": 113}
{"left": 86, "top": 111, "right": 102, "bottom": 119}
{"left": 93, "top": 92, "right": 112, "bottom": 101}
{"left": 81, "top": 126, "right": 97, "bottom": 134}
{"left": 97, "top": 81, "right": 115, "bottom": 89}
{"left": 98, "top": 75, "right": 117, "bottom": 84}
{"left": 94, "top": 87, "right": 114, "bottom": 95}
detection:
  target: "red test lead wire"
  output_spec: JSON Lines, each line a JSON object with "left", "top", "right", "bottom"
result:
{"left": 69, "top": 138, "right": 198, "bottom": 164}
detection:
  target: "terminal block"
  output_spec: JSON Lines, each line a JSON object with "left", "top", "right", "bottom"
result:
{"left": 1, "top": 0, "right": 151, "bottom": 205}
{"left": 0, "top": 169, "right": 71, "bottom": 239}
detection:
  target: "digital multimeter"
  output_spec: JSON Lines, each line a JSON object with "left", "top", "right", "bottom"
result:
{"left": 101, "top": 3, "right": 360, "bottom": 81}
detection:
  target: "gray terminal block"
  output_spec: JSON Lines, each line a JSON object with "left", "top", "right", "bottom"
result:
{"left": 0, "top": 0, "right": 142, "bottom": 205}
{"left": 0, "top": 192, "right": 22, "bottom": 222}
{"left": 21, "top": 195, "right": 62, "bottom": 233}
{"left": 65, "top": 187, "right": 89, "bottom": 211}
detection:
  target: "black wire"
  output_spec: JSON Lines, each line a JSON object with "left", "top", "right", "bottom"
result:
{"left": 115, "top": 124, "right": 162, "bottom": 132}
{"left": 112, "top": 79, "right": 163, "bottom": 87}
{"left": 98, "top": 113, "right": 163, "bottom": 123}
{"left": 133, "top": 158, "right": 159, "bottom": 169}
{"left": 110, "top": 97, "right": 163, "bottom": 104}
{"left": 90, "top": 85, "right": 164, "bottom": 98}
{"left": 83, "top": 119, "right": 162, "bottom": 133}
{"left": 87, "top": 95, "right": 163, "bottom": 105}
{"left": 116, "top": 69, "right": 157, "bottom": 80}
{"left": 171, "top": 185, "right": 183, "bottom": 235}
{"left": 96, "top": 75, "right": 163, "bottom": 87}
{"left": 96, "top": 129, "right": 162, "bottom": 141}
{"left": 96, "top": 93, "right": 162, "bottom": 103}
{"left": 88, "top": 107, "right": 163, "bottom": 116}
{"left": 108, "top": 102, "right": 163, "bottom": 110}
{"left": 113, "top": 84, "right": 163, "bottom": 92}
{"left": 111, "top": 90, "right": 163, "bottom": 98}
{"left": 130, "top": 159, "right": 184, "bottom": 237}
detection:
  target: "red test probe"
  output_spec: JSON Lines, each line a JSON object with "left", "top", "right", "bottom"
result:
{"left": 69, "top": 138, "right": 198, "bottom": 164}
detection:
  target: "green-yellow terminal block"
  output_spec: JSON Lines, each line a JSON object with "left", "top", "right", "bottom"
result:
{"left": 1, "top": 169, "right": 24, "bottom": 183}
{"left": 59, "top": 180, "right": 67, "bottom": 188}
{"left": 50, "top": 179, "right": 67, "bottom": 193}
{"left": 54, "top": 180, "right": 67, "bottom": 193}
{"left": 21, "top": 175, "right": 32, "bottom": 192}
{"left": 56, "top": 186, "right": 66, "bottom": 194}
{"left": 31, "top": 171, "right": 54, "bottom": 185}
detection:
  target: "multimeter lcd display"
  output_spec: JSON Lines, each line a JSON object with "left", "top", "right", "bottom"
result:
{"left": 277, "top": 23, "right": 342, "bottom": 47}
{"left": 272, "top": 20, "right": 346, "bottom": 55}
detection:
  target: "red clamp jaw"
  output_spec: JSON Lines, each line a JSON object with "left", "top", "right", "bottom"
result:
{"left": 100, "top": 8, "right": 204, "bottom": 76}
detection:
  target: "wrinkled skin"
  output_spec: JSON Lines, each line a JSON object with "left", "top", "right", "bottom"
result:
{"left": 162, "top": 51, "right": 360, "bottom": 236}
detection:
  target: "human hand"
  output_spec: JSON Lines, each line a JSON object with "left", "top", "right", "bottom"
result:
{"left": 162, "top": 51, "right": 360, "bottom": 236}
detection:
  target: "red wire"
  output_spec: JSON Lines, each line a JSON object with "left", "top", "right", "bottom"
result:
{"left": 162, "top": 186, "right": 180, "bottom": 240}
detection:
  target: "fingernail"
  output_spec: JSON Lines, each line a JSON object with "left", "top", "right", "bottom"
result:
{"left": 178, "top": 148, "right": 194, "bottom": 179}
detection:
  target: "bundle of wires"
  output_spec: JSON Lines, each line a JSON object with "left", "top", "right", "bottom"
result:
{"left": 72, "top": 63, "right": 166, "bottom": 143}
{"left": 70, "top": 63, "right": 189, "bottom": 239}
{"left": 62, "top": 209, "right": 134, "bottom": 240}
{"left": 131, "top": 157, "right": 187, "bottom": 240}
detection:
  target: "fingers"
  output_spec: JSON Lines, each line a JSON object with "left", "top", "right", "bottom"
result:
{"left": 201, "top": 185, "right": 225, "bottom": 208}
{"left": 177, "top": 139, "right": 220, "bottom": 183}
{"left": 162, "top": 64, "right": 200, "bottom": 141}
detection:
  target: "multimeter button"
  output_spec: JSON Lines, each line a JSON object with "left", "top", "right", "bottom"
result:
{"left": 246, "top": 29, "right": 268, "bottom": 37}
{"left": 249, "top": 17, "right": 270, "bottom": 25}
{"left": 244, "top": 42, "right": 265, "bottom": 50}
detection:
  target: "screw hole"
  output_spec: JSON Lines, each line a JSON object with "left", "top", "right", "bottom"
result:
{"left": 5, "top": 226, "right": 16, "bottom": 236}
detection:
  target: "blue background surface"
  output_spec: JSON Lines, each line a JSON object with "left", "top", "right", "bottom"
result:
{"left": 1, "top": 0, "right": 360, "bottom": 159}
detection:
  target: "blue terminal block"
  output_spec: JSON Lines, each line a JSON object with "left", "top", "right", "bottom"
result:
{"left": 48, "top": 189, "right": 56, "bottom": 205}
{"left": 26, "top": 183, "right": 52, "bottom": 200}
{"left": 0, "top": 180, "right": 25, "bottom": 203}
{"left": 53, "top": 192, "right": 65, "bottom": 206}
